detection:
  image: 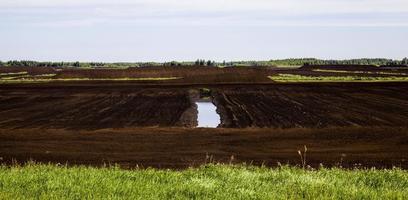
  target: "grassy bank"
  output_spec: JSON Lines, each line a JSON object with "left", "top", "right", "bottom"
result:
{"left": 0, "top": 164, "right": 407, "bottom": 199}
{"left": 269, "top": 74, "right": 408, "bottom": 82}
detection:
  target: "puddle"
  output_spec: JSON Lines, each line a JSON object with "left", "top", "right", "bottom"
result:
{"left": 196, "top": 102, "right": 220, "bottom": 128}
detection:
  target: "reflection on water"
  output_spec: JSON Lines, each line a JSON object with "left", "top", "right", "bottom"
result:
{"left": 196, "top": 102, "right": 220, "bottom": 128}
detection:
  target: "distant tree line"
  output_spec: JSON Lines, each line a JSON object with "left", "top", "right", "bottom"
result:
{"left": 0, "top": 60, "right": 140, "bottom": 68}
{"left": 404, "top": 58, "right": 408, "bottom": 65}
{"left": 210, "top": 58, "right": 408, "bottom": 67}
{"left": 194, "top": 59, "right": 216, "bottom": 67}
{"left": 161, "top": 60, "right": 217, "bottom": 67}
{"left": 395, "top": 57, "right": 408, "bottom": 66}
{"left": 265, "top": 58, "right": 408, "bottom": 66}
{"left": 0, "top": 58, "right": 407, "bottom": 68}
{"left": 4, "top": 60, "right": 68, "bottom": 67}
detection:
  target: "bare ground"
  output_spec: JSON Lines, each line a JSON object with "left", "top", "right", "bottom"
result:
{"left": 1, "top": 66, "right": 408, "bottom": 169}
{"left": 0, "top": 127, "right": 407, "bottom": 169}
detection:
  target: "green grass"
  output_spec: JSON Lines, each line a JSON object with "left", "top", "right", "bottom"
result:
{"left": 269, "top": 74, "right": 408, "bottom": 82}
{"left": 0, "top": 72, "right": 28, "bottom": 76}
{"left": 0, "top": 163, "right": 407, "bottom": 200}
{"left": 1, "top": 74, "right": 58, "bottom": 80}
{"left": 275, "top": 65, "right": 302, "bottom": 69}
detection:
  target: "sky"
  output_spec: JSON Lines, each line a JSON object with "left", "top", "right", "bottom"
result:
{"left": 0, "top": 0, "right": 407, "bottom": 62}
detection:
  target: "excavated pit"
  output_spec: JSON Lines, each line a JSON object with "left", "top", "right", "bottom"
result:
{"left": 189, "top": 88, "right": 221, "bottom": 128}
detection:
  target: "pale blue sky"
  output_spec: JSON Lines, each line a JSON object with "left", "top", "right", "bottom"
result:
{"left": 1, "top": 0, "right": 407, "bottom": 62}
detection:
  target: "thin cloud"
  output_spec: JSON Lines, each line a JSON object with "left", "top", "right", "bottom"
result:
{"left": 1, "top": 0, "right": 408, "bottom": 27}
{"left": 2, "top": 0, "right": 408, "bottom": 13}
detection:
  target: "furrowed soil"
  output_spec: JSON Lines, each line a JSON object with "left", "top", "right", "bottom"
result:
{"left": 0, "top": 86, "right": 197, "bottom": 129}
{"left": 0, "top": 127, "right": 407, "bottom": 169}
{"left": 1, "top": 66, "right": 408, "bottom": 169}
{"left": 213, "top": 83, "right": 408, "bottom": 128}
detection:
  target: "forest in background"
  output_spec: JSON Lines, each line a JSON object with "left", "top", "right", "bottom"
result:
{"left": 0, "top": 58, "right": 407, "bottom": 68}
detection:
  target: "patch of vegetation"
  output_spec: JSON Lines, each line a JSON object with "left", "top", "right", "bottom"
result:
{"left": 0, "top": 163, "right": 407, "bottom": 199}
{"left": 313, "top": 69, "right": 408, "bottom": 76}
{"left": 0, "top": 72, "right": 56, "bottom": 81}
{"left": 0, "top": 72, "right": 28, "bottom": 76}
{"left": 32, "top": 74, "right": 58, "bottom": 78}
{"left": 199, "top": 88, "right": 212, "bottom": 99}
{"left": 269, "top": 74, "right": 408, "bottom": 82}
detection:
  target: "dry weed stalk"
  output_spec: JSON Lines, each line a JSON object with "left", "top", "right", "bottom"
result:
{"left": 298, "top": 145, "right": 308, "bottom": 169}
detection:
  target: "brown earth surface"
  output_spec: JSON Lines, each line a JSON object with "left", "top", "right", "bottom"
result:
{"left": 2, "top": 65, "right": 408, "bottom": 83}
{"left": 213, "top": 83, "right": 408, "bottom": 128}
{"left": 0, "top": 85, "right": 197, "bottom": 129}
{"left": 0, "top": 127, "right": 407, "bottom": 169}
{"left": 0, "top": 66, "right": 56, "bottom": 75}
{"left": 1, "top": 83, "right": 408, "bottom": 129}
{"left": 55, "top": 66, "right": 274, "bottom": 84}
{"left": 1, "top": 66, "right": 408, "bottom": 169}
{"left": 292, "top": 64, "right": 408, "bottom": 77}
{"left": 0, "top": 66, "right": 275, "bottom": 84}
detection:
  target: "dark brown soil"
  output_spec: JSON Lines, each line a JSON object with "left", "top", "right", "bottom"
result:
{"left": 285, "top": 64, "right": 408, "bottom": 77}
{"left": 1, "top": 66, "right": 408, "bottom": 169}
{"left": 213, "top": 84, "right": 408, "bottom": 128}
{"left": 0, "top": 86, "right": 196, "bottom": 129}
{"left": 2, "top": 83, "right": 408, "bottom": 129}
{"left": 0, "top": 127, "right": 407, "bottom": 169}
{"left": 54, "top": 66, "right": 274, "bottom": 84}
{"left": 0, "top": 66, "right": 56, "bottom": 75}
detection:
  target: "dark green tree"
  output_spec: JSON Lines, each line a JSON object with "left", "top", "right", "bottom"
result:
{"left": 73, "top": 61, "right": 80, "bottom": 67}
{"left": 199, "top": 59, "right": 205, "bottom": 66}
{"left": 402, "top": 58, "right": 408, "bottom": 65}
{"left": 206, "top": 60, "right": 213, "bottom": 66}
